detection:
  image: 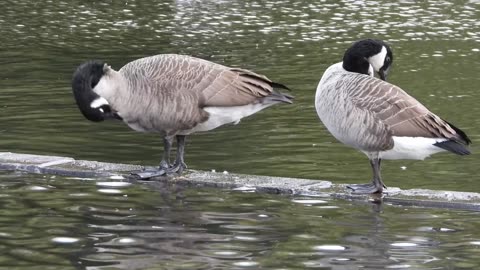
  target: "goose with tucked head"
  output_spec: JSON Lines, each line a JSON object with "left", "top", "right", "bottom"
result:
{"left": 72, "top": 54, "right": 293, "bottom": 179}
{"left": 315, "top": 39, "right": 470, "bottom": 194}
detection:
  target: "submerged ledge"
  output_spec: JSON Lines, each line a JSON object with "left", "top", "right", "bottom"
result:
{"left": 1, "top": 151, "right": 480, "bottom": 211}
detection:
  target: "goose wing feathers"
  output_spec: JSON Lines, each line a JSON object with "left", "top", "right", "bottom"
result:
{"left": 121, "top": 54, "right": 282, "bottom": 107}
{"left": 350, "top": 75, "right": 470, "bottom": 145}
{"left": 202, "top": 67, "right": 276, "bottom": 106}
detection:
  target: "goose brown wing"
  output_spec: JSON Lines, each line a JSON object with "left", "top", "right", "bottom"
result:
{"left": 200, "top": 67, "right": 278, "bottom": 106}
{"left": 122, "top": 54, "right": 290, "bottom": 107}
{"left": 200, "top": 66, "right": 293, "bottom": 106}
{"left": 351, "top": 76, "right": 469, "bottom": 145}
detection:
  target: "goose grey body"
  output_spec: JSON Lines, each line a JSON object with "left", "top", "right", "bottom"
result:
{"left": 72, "top": 54, "right": 293, "bottom": 178}
{"left": 315, "top": 39, "right": 470, "bottom": 194}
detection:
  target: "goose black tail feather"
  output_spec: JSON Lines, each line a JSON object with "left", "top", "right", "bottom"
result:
{"left": 433, "top": 140, "right": 471, "bottom": 155}
{"left": 270, "top": 81, "right": 291, "bottom": 91}
{"left": 238, "top": 73, "right": 292, "bottom": 91}
{"left": 443, "top": 119, "right": 472, "bottom": 145}
{"left": 263, "top": 91, "right": 294, "bottom": 104}
{"left": 236, "top": 72, "right": 293, "bottom": 103}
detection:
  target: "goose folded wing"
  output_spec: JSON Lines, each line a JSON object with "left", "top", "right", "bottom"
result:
{"left": 352, "top": 79, "right": 469, "bottom": 145}
{"left": 200, "top": 67, "right": 278, "bottom": 107}
{"left": 141, "top": 55, "right": 288, "bottom": 107}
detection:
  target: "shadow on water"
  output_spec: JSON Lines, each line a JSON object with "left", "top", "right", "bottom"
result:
{"left": 1, "top": 171, "right": 480, "bottom": 269}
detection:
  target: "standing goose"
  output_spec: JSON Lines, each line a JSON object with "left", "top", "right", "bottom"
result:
{"left": 315, "top": 39, "right": 471, "bottom": 194}
{"left": 72, "top": 54, "right": 293, "bottom": 179}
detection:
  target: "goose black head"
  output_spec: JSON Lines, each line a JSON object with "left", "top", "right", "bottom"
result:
{"left": 342, "top": 39, "right": 393, "bottom": 81}
{"left": 72, "top": 60, "right": 113, "bottom": 122}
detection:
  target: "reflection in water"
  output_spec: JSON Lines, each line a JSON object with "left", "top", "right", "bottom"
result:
{"left": 1, "top": 172, "right": 480, "bottom": 269}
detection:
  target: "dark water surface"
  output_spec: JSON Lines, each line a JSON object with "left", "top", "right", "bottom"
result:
{"left": 1, "top": 1, "right": 480, "bottom": 268}
{"left": 1, "top": 171, "right": 480, "bottom": 269}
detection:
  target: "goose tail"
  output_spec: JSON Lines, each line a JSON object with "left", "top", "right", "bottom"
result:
{"left": 264, "top": 90, "right": 294, "bottom": 104}
{"left": 433, "top": 140, "right": 471, "bottom": 155}
{"left": 433, "top": 120, "right": 471, "bottom": 155}
{"left": 264, "top": 81, "right": 294, "bottom": 104}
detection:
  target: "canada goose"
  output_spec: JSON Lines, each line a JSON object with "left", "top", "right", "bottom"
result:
{"left": 315, "top": 39, "right": 471, "bottom": 194}
{"left": 72, "top": 54, "right": 293, "bottom": 179}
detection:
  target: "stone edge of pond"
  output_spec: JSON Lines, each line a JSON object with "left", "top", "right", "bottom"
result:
{"left": 1, "top": 151, "right": 480, "bottom": 211}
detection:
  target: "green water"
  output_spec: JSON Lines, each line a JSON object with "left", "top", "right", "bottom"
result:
{"left": 0, "top": 0, "right": 480, "bottom": 268}
{"left": 2, "top": 171, "right": 480, "bottom": 269}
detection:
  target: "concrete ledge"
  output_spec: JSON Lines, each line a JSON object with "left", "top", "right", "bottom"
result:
{"left": 1, "top": 152, "right": 480, "bottom": 211}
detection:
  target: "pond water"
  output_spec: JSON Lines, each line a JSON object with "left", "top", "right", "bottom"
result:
{"left": 1, "top": 171, "right": 480, "bottom": 269}
{"left": 0, "top": 1, "right": 480, "bottom": 268}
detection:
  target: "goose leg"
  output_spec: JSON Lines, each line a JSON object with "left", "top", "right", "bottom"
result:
{"left": 159, "top": 136, "right": 173, "bottom": 169}
{"left": 347, "top": 157, "right": 386, "bottom": 194}
{"left": 133, "top": 136, "right": 173, "bottom": 179}
{"left": 166, "top": 135, "right": 188, "bottom": 175}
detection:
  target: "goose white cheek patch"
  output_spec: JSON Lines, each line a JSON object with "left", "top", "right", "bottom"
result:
{"left": 368, "top": 64, "right": 374, "bottom": 77}
{"left": 90, "top": 97, "right": 109, "bottom": 109}
{"left": 368, "top": 46, "right": 387, "bottom": 72}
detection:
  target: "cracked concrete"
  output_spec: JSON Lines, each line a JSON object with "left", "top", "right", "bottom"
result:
{"left": 1, "top": 151, "right": 479, "bottom": 211}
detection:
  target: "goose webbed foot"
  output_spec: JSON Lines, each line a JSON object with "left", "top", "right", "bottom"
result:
{"left": 347, "top": 182, "right": 386, "bottom": 194}
{"left": 133, "top": 135, "right": 188, "bottom": 180}
{"left": 132, "top": 161, "right": 170, "bottom": 179}
{"left": 348, "top": 157, "right": 386, "bottom": 194}
{"left": 133, "top": 168, "right": 168, "bottom": 179}
{"left": 132, "top": 162, "right": 187, "bottom": 180}
{"left": 166, "top": 161, "right": 187, "bottom": 175}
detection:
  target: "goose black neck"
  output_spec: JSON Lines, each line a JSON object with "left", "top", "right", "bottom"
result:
{"left": 342, "top": 53, "right": 371, "bottom": 75}
{"left": 71, "top": 60, "right": 108, "bottom": 122}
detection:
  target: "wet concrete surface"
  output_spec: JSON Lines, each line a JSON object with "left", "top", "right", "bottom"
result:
{"left": 1, "top": 152, "right": 480, "bottom": 211}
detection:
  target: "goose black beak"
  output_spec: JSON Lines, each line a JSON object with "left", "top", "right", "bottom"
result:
{"left": 379, "top": 69, "right": 387, "bottom": 81}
